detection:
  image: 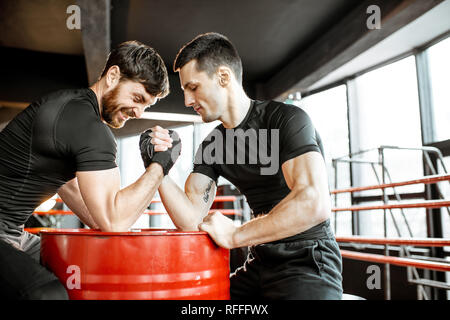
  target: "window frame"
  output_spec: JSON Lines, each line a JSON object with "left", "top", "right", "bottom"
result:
{"left": 299, "top": 32, "right": 450, "bottom": 241}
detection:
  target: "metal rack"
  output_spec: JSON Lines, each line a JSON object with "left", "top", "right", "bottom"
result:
{"left": 332, "top": 145, "right": 450, "bottom": 300}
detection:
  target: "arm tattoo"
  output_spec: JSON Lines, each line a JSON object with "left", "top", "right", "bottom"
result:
{"left": 203, "top": 180, "right": 214, "bottom": 203}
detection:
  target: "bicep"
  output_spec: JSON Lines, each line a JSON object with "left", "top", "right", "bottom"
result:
{"left": 76, "top": 168, "right": 121, "bottom": 221}
{"left": 281, "top": 151, "right": 330, "bottom": 196}
{"left": 185, "top": 172, "right": 216, "bottom": 216}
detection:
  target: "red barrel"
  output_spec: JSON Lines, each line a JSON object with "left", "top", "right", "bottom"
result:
{"left": 40, "top": 228, "right": 230, "bottom": 300}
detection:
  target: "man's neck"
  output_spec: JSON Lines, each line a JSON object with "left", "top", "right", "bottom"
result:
{"left": 221, "top": 87, "right": 251, "bottom": 129}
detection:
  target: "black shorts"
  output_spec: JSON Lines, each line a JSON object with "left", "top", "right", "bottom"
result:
{"left": 0, "top": 227, "right": 68, "bottom": 300}
{"left": 230, "top": 219, "right": 343, "bottom": 300}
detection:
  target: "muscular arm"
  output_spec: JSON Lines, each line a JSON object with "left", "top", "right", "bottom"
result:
{"left": 75, "top": 163, "right": 164, "bottom": 232}
{"left": 158, "top": 173, "right": 216, "bottom": 231}
{"left": 57, "top": 178, "right": 99, "bottom": 229}
{"left": 200, "top": 151, "right": 331, "bottom": 249}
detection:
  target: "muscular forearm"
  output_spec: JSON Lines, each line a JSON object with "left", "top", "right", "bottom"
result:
{"left": 158, "top": 176, "right": 208, "bottom": 230}
{"left": 108, "top": 163, "right": 164, "bottom": 231}
{"left": 159, "top": 173, "right": 217, "bottom": 231}
{"left": 232, "top": 186, "right": 330, "bottom": 248}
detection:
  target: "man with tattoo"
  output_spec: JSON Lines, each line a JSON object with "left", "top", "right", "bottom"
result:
{"left": 139, "top": 33, "right": 343, "bottom": 299}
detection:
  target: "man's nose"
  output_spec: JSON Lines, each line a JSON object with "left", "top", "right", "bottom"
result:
{"left": 184, "top": 93, "right": 195, "bottom": 108}
{"left": 133, "top": 106, "right": 144, "bottom": 119}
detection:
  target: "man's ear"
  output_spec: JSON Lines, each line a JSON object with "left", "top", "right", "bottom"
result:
{"left": 105, "top": 65, "right": 121, "bottom": 88}
{"left": 217, "top": 66, "right": 231, "bottom": 87}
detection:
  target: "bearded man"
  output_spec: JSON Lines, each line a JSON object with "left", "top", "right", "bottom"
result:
{"left": 0, "top": 41, "right": 180, "bottom": 299}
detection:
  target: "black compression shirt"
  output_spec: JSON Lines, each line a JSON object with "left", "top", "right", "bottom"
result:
{"left": 0, "top": 88, "right": 117, "bottom": 231}
{"left": 193, "top": 100, "right": 324, "bottom": 215}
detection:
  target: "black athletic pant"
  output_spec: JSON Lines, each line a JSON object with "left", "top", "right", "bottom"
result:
{"left": 0, "top": 230, "right": 68, "bottom": 300}
{"left": 230, "top": 219, "right": 343, "bottom": 300}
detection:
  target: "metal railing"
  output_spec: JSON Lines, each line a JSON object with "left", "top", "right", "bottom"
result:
{"left": 332, "top": 145, "right": 450, "bottom": 300}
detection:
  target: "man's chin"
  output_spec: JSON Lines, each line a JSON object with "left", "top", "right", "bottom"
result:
{"left": 105, "top": 120, "right": 125, "bottom": 129}
{"left": 202, "top": 114, "right": 218, "bottom": 123}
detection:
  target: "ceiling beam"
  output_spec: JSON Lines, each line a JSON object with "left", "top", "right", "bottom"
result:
{"left": 77, "top": 0, "right": 111, "bottom": 85}
{"left": 0, "top": 100, "right": 29, "bottom": 109}
{"left": 258, "top": 0, "right": 444, "bottom": 101}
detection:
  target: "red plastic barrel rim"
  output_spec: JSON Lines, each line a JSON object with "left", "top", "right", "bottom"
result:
{"left": 39, "top": 228, "right": 209, "bottom": 236}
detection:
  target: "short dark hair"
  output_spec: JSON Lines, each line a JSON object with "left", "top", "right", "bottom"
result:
{"left": 101, "top": 40, "right": 169, "bottom": 98}
{"left": 173, "top": 32, "right": 243, "bottom": 83}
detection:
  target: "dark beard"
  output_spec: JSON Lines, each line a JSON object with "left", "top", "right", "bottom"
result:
{"left": 101, "top": 86, "right": 122, "bottom": 128}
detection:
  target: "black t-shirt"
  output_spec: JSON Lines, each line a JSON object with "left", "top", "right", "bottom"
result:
{"left": 193, "top": 100, "right": 324, "bottom": 215}
{"left": 0, "top": 88, "right": 117, "bottom": 230}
